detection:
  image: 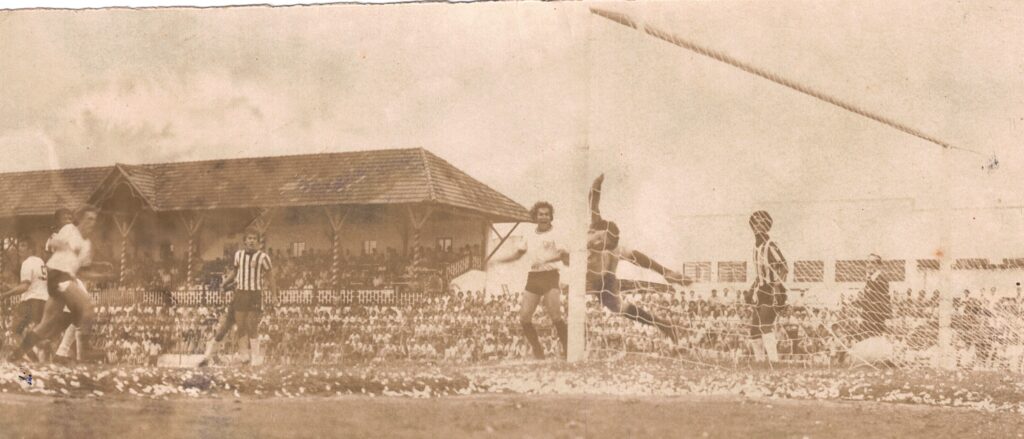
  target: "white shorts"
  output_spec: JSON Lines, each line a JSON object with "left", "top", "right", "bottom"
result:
{"left": 61, "top": 279, "right": 88, "bottom": 313}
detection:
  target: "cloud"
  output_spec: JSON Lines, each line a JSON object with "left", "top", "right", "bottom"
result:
{"left": 34, "top": 70, "right": 344, "bottom": 168}
{"left": 0, "top": 128, "right": 64, "bottom": 171}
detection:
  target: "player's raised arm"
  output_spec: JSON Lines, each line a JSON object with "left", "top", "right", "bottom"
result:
{"left": 0, "top": 280, "right": 30, "bottom": 299}
{"left": 590, "top": 174, "right": 605, "bottom": 225}
{"left": 77, "top": 262, "right": 116, "bottom": 282}
{"left": 493, "top": 239, "right": 527, "bottom": 264}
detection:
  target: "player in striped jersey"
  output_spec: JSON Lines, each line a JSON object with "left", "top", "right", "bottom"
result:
{"left": 744, "top": 210, "right": 788, "bottom": 364}
{"left": 200, "top": 228, "right": 275, "bottom": 366}
{"left": 858, "top": 254, "right": 892, "bottom": 341}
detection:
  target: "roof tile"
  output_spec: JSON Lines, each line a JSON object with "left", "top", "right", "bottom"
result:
{"left": 0, "top": 148, "right": 530, "bottom": 222}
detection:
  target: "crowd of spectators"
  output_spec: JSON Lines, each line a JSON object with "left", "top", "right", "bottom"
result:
{"left": 2, "top": 282, "right": 1023, "bottom": 368}
{"left": 106, "top": 244, "right": 480, "bottom": 293}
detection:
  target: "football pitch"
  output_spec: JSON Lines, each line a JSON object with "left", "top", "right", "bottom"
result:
{"left": 1, "top": 360, "right": 1023, "bottom": 438}
{"left": 1, "top": 393, "right": 1023, "bottom": 439}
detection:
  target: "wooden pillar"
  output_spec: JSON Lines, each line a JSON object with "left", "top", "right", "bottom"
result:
{"left": 178, "top": 212, "right": 205, "bottom": 287}
{"left": 406, "top": 205, "right": 434, "bottom": 272}
{"left": 112, "top": 212, "right": 140, "bottom": 287}
{"left": 480, "top": 220, "right": 489, "bottom": 269}
{"left": 323, "top": 206, "right": 348, "bottom": 289}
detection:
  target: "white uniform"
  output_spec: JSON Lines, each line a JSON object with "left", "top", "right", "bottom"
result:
{"left": 518, "top": 222, "right": 568, "bottom": 273}
{"left": 19, "top": 256, "right": 48, "bottom": 302}
{"left": 46, "top": 223, "right": 92, "bottom": 276}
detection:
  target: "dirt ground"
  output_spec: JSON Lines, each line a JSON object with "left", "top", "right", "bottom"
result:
{"left": 1, "top": 393, "right": 1022, "bottom": 439}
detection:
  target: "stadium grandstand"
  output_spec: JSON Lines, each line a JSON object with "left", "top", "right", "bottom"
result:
{"left": 0, "top": 147, "right": 531, "bottom": 301}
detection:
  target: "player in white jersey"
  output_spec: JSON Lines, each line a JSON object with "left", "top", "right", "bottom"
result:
{"left": 8, "top": 206, "right": 113, "bottom": 363}
{"left": 200, "top": 228, "right": 275, "bottom": 366}
{"left": 494, "top": 201, "right": 569, "bottom": 359}
{"left": 45, "top": 209, "right": 82, "bottom": 364}
{"left": 587, "top": 174, "right": 690, "bottom": 345}
{"left": 0, "top": 239, "right": 47, "bottom": 357}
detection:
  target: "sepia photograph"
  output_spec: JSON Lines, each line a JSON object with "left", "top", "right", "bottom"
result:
{"left": 1, "top": 1, "right": 1023, "bottom": 438}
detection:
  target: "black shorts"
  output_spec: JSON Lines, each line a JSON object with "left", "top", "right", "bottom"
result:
{"left": 13, "top": 299, "right": 46, "bottom": 335}
{"left": 524, "top": 270, "right": 560, "bottom": 295}
{"left": 46, "top": 269, "right": 76, "bottom": 301}
{"left": 231, "top": 290, "right": 262, "bottom": 312}
{"left": 749, "top": 283, "right": 787, "bottom": 307}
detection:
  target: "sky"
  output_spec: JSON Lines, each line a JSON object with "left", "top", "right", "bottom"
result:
{"left": 1, "top": 1, "right": 1022, "bottom": 274}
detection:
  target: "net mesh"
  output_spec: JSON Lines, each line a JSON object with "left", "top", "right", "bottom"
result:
{"left": 584, "top": 281, "right": 1024, "bottom": 372}
{"left": 581, "top": 175, "right": 1024, "bottom": 372}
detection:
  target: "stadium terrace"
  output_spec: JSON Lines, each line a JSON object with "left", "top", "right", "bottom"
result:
{"left": 0, "top": 148, "right": 531, "bottom": 304}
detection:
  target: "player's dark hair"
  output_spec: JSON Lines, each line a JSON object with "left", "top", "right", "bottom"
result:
{"left": 243, "top": 227, "right": 261, "bottom": 240}
{"left": 530, "top": 201, "right": 554, "bottom": 221}
{"left": 592, "top": 218, "right": 620, "bottom": 250}
{"left": 17, "top": 237, "right": 33, "bottom": 250}
{"left": 749, "top": 210, "right": 773, "bottom": 232}
{"left": 54, "top": 208, "right": 72, "bottom": 221}
{"left": 74, "top": 205, "right": 100, "bottom": 223}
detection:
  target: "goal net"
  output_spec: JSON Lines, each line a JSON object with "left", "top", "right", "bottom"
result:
{"left": 578, "top": 180, "right": 1024, "bottom": 372}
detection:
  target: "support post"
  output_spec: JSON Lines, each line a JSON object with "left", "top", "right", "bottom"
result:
{"left": 406, "top": 205, "right": 434, "bottom": 272}
{"left": 324, "top": 206, "right": 349, "bottom": 289}
{"left": 178, "top": 212, "right": 205, "bottom": 288}
{"left": 112, "top": 212, "right": 139, "bottom": 287}
{"left": 485, "top": 223, "right": 521, "bottom": 263}
{"left": 248, "top": 207, "right": 274, "bottom": 236}
{"left": 480, "top": 221, "right": 489, "bottom": 269}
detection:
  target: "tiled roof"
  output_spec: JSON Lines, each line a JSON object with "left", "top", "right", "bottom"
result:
{"left": 0, "top": 148, "right": 530, "bottom": 223}
{"left": 0, "top": 166, "right": 112, "bottom": 218}
{"left": 116, "top": 164, "right": 158, "bottom": 205}
{"left": 420, "top": 149, "right": 529, "bottom": 223}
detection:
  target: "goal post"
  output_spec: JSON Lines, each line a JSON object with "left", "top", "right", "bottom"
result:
{"left": 935, "top": 147, "right": 956, "bottom": 370}
{"left": 566, "top": 144, "right": 591, "bottom": 363}
{"left": 566, "top": 230, "right": 589, "bottom": 363}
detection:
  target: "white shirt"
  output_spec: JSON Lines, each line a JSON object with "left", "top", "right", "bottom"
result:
{"left": 46, "top": 223, "right": 92, "bottom": 275}
{"left": 19, "top": 256, "right": 48, "bottom": 301}
{"left": 518, "top": 223, "right": 568, "bottom": 272}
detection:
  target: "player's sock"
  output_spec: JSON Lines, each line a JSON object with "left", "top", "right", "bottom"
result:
{"left": 238, "top": 337, "right": 251, "bottom": 364}
{"left": 552, "top": 319, "right": 568, "bottom": 357}
{"left": 9, "top": 330, "right": 40, "bottom": 361}
{"left": 203, "top": 340, "right": 219, "bottom": 358}
{"left": 198, "top": 340, "right": 219, "bottom": 367}
{"left": 249, "top": 338, "right": 261, "bottom": 366}
{"left": 76, "top": 330, "right": 101, "bottom": 363}
{"left": 56, "top": 325, "right": 76, "bottom": 359}
{"left": 762, "top": 333, "right": 779, "bottom": 363}
{"left": 520, "top": 321, "right": 545, "bottom": 359}
{"left": 749, "top": 336, "right": 766, "bottom": 362}
{"left": 74, "top": 328, "right": 84, "bottom": 361}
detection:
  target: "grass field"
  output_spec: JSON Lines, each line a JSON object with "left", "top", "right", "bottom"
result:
{"left": 1, "top": 359, "right": 1023, "bottom": 438}
{"left": 2, "top": 393, "right": 1024, "bottom": 439}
